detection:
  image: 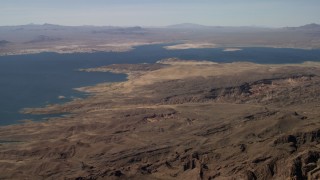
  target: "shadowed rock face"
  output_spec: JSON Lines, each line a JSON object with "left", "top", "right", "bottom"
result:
{"left": 1, "top": 60, "right": 320, "bottom": 179}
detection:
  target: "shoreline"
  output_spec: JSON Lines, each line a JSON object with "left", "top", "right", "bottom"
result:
{"left": 1, "top": 43, "right": 319, "bottom": 57}
{"left": 1, "top": 44, "right": 320, "bottom": 126}
{"left": 4, "top": 59, "right": 320, "bottom": 124}
{"left": 0, "top": 42, "right": 162, "bottom": 56}
{"left": 1, "top": 58, "right": 320, "bottom": 179}
{"left": 19, "top": 59, "right": 320, "bottom": 115}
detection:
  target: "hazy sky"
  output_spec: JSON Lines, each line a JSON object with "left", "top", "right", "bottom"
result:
{"left": 1, "top": 0, "right": 320, "bottom": 27}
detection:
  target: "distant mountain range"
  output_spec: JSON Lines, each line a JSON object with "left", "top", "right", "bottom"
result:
{"left": 166, "top": 23, "right": 214, "bottom": 29}
{"left": 0, "top": 22, "right": 319, "bottom": 53}
{"left": 166, "top": 23, "right": 271, "bottom": 29}
{"left": 1, "top": 23, "right": 319, "bottom": 29}
{"left": 284, "top": 23, "right": 320, "bottom": 30}
{"left": 91, "top": 26, "right": 145, "bottom": 34}
{"left": 167, "top": 23, "right": 320, "bottom": 30}
{"left": 165, "top": 23, "right": 276, "bottom": 33}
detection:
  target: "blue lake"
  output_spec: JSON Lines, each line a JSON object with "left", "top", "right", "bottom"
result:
{"left": 1, "top": 44, "right": 320, "bottom": 125}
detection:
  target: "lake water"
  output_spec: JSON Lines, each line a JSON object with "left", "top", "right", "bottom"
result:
{"left": 1, "top": 44, "right": 320, "bottom": 125}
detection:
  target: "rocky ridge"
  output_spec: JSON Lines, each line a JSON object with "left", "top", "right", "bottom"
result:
{"left": 1, "top": 59, "right": 320, "bottom": 179}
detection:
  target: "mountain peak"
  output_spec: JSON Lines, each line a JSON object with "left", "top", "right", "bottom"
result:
{"left": 285, "top": 23, "right": 320, "bottom": 30}
{"left": 299, "top": 23, "right": 320, "bottom": 29}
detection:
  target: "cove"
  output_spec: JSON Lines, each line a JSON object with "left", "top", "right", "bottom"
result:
{"left": 1, "top": 44, "right": 320, "bottom": 125}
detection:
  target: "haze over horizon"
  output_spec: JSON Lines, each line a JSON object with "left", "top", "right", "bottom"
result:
{"left": 1, "top": 0, "right": 320, "bottom": 27}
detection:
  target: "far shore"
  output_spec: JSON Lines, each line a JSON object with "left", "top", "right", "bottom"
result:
{"left": 1, "top": 43, "right": 317, "bottom": 56}
{"left": 0, "top": 42, "right": 161, "bottom": 56}
{"left": 223, "top": 48, "right": 242, "bottom": 52}
{"left": 164, "top": 43, "right": 217, "bottom": 50}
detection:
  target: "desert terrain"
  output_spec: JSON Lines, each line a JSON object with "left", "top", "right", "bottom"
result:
{"left": 1, "top": 23, "right": 320, "bottom": 56}
{"left": 1, "top": 58, "right": 320, "bottom": 179}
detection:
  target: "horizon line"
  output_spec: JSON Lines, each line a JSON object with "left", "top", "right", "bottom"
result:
{"left": 0, "top": 22, "right": 319, "bottom": 28}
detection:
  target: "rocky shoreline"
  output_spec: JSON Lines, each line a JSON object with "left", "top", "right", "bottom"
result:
{"left": 1, "top": 59, "right": 320, "bottom": 179}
